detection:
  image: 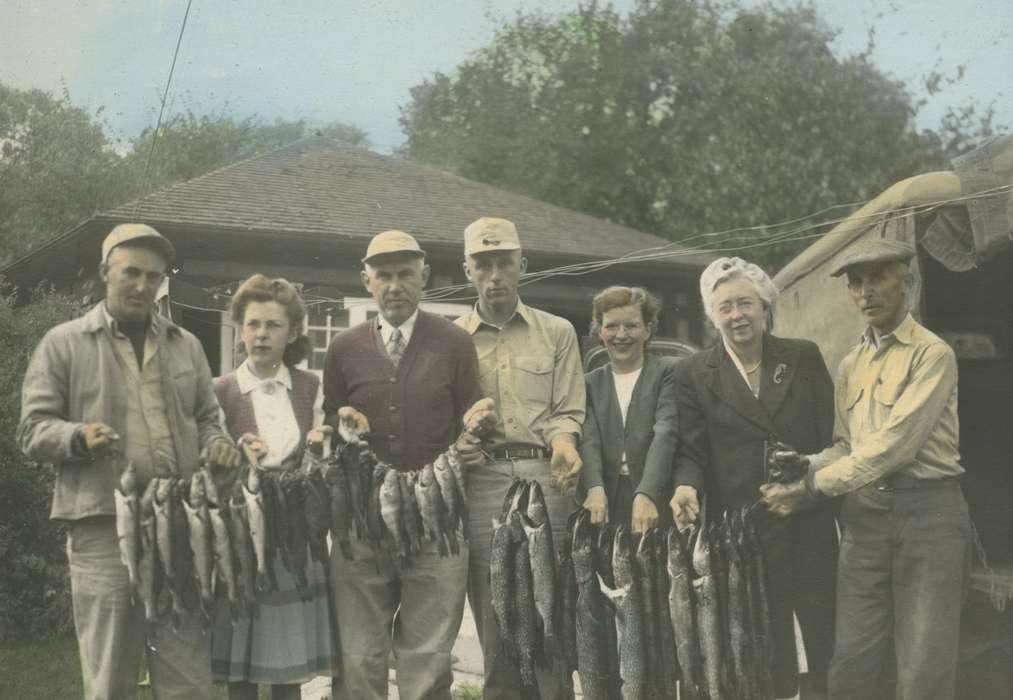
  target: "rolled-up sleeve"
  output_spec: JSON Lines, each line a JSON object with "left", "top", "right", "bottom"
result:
{"left": 814, "top": 343, "right": 958, "bottom": 497}
{"left": 541, "top": 323, "right": 585, "bottom": 445}
{"left": 17, "top": 330, "right": 84, "bottom": 463}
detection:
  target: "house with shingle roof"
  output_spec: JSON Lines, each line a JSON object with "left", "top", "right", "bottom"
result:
{"left": 1, "top": 137, "right": 715, "bottom": 374}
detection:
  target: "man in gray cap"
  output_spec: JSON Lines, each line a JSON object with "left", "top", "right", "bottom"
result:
{"left": 455, "top": 216, "right": 585, "bottom": 699}
{"left": 321, "top": 229, "right": 486, "bottom": 700}
{"left": 18, "top": 223, "right": 241, "bottom": 699}
{"left": 761, "top": 238, "right": 970, "bottom": 700}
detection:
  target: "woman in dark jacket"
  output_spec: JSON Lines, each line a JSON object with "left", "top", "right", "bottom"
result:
{"left": 579, "top": 286, "right": 678, "bottom": 533}
{"left": 671, "top": 257, "right": 838, "bottom": 699}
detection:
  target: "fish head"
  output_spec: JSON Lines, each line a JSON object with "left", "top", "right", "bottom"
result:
{"left": 511, "top": 479, "right": 531, "bottom": 515}
{"left": 189, "top": 470, "right": 207, "bottom": 508}
{"left": 692, "top": 525, "right": 712, "bottom": 575}
{"left": 526, "top": 480, "right": 548, "bottom": 526}
{"left": 119, "top": 461, "right": 137, "bottom": 494}
{"left": 499, "top": 478, "right": 523, "bottom": 518}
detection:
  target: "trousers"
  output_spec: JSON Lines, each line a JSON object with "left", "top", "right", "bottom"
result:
{"left": 828, "top": 481, "right": 970, "bottom": 700}
{"left": 67, "top": 516, "right": 213, "bottom": 700}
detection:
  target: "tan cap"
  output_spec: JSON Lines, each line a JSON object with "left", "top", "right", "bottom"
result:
{"left": 102, "top": 223, "right": 176, "bottom": 264}
{"left": 830, "top": 239, "right": 915, "bottom": 277}
{"left": 464, "top": 217, "right": 521, "bottom": 256}
{"left": 362, "top": 230, "right": 426, "bottom": 264}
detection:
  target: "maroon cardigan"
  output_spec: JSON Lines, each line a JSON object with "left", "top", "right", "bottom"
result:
{"left": 321, "top": 311, "right": 482, "bottom": 471}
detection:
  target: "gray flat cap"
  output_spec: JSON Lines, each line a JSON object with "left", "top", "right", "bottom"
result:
{"left": 830, "top": 239, "right": 915, "bottom": 277}
{"left": 102, "top": 223, "right": 176, "bottom": 264}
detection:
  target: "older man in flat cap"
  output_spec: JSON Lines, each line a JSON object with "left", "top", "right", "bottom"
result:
{"left": 321, "top": 230, "right": 486, "bottom": 700}
{"left": 455, "top": 217, "right": 585, "bottom": 699}
{"left": 762, "top": 239, "right": 970, "bottom": 700}
{"left": 18, "top": 223, "right": 241, "bottom": 699}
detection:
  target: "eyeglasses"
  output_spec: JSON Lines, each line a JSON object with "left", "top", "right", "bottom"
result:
{"left": 601, "top": 320, "right": 646, "bottom": 335}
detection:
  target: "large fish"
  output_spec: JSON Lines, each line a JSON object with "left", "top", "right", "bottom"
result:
{"left": 415, "top": 462, "right": 451, "bottom": 556}
{"left": 612, "top": 525, "right": 647, "bottom": 700}
{"left": 489, "top": 515, "right": 516, "bottom": 661}
{"left": 229, "top": 478, "right": 257, "bottom": 615}
{"left": 152, "top": 478, "right": 174, "bottom": 583}
{"left": 324, "top": 451, "right": 354, "bottom": 559}
{"left": 652, "top": 527, "right": 680, "bottom": 694}
{"left": 693, "top": 526, "right": 726, "bottom": 700}
{"left": 183, "top": 470, "right": 215, "bottom": 617}
{"left": 380, "top": 466, "right": 409, "bottom": 562}
{"left": 724, "top": 515, "right": 752, "bottom": 700}
{"left": 241, "top": 466, "right": 272, "bottom": 593}
{"left": 137, "top": 478, "right": 159, "bottom": 626}
{"left": 114, "top": 462, "right": 141, "bottom": 604}
{"left": 557, "top": 508, "right": 581, "bottom": 687}
{"left": 744, "top": 512, "right": 774, "bottom": 700}
{"left": 399, "top": 470, "right": 424, "bottom": 555}
{"left": 304, "top": 452, "right": 332, "bottom": 565}
{"left": 667, "top": 528, "right": 702, "bottom": 700}
{"left": 635, "top": 530, "right": 661, "bottom": 698}
{"left": 572, "top": 510, "right": 616, "bottom": 700}
{"left": 280, "top": 471, "right": 311, "bottom": 597}
{"left": 509, "top": 510, "right": 539, "bottom": 689}
{"left": 205, "top": 469, "right": 240, "bottom": 616}
{"left": 524, "top": 480, "right": 558, "bottom": 661}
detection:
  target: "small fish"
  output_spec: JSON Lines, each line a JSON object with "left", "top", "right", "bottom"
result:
{"left": 489, "top": 516, "right": 516, "bottom": 661}
{"left": 415, "top": 462, "right": 451, "bottom": 557}
{"left": 304, "top": 454, "right": 332, "bottom": 565}
{"left": 380, "top": 467, "right": 408, "bottom": 562}
{"left": 365, "top": 463, "right": 389, "bottom": 554}
{"left": 434, "top": 453, "right": 463, "bottom": 539}
{"left": 445, "top": 444, "right": 469, "bottom": 537}
{"left": 263, "top": 471, "right": 291, "bottom": 573}
{"left": 667, "top": 527, "right": 703, "bottom": 700}
{"left": 241, "top": 466, "right": 272, "bottom": 593}
{"left": 152, "top": 478, "right": 175, "bottom": 583}
{"left": 114, "top": 462, "right": 141, "bottom": 604}
{"left": 228, "top": 478, "right": 257, "bottom": 615}
{"left": 399, "top": 471, "right": 424, "bottom": 555}
{"left": 324, "top": 452, "right": 354, "bottom": 560}
{"left": 509, "top": 510, "right": 539, "bottom": 690}
{"left": 137, "top": 478, "right": 159, "bottom": 626}
{"left": 524, "top": 503, "right": 558, "bottom": 664}
{"left": 205, "top": 469, "right": 240, "bottom": 616}
{"left": 183, "top": 470, "right": 214, "bottom": 617}
{"left": 280, "top": 471, "right": 311, "bottom": 598}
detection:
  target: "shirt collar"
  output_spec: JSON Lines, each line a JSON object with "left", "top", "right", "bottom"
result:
{"left": 862, "top": 312, "right": 916, "bottom": 348}
{"left": 378, "top": 309, "right": 419, "bottom": 345}
{"left": 236, "top": 359, "right": 293, "bottom": 394}
{"left": 101, "top": 302, "right": 160, "bottom": 337}
{"left": 463, "top": 298, "right": 531, "bottom": 333}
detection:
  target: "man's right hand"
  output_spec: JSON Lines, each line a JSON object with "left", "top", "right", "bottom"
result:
{"left": 81, "top": 423, "right": 119, "bottom": 452}
{"left": 454, "top": 431, "right": 486, "bottom": 468}
{"left": 670, "top": 485, "right": 700, "bottom": 529}
{"left": 582, "top": 486, "right": 608, "bottom": 525}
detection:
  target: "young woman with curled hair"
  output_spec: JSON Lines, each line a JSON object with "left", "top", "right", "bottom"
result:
{"left": 210, "top": 274, "right": 338, "bottom": 699}
{"left": 578, "top": 285, "right": 679, "bottom": 533}
{"left": 671, "top": 257, "right": 838, "bottom": 698}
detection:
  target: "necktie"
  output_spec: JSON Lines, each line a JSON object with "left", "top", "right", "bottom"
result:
{"left": 387, "top": 327, "right": 405, "bottom": 368}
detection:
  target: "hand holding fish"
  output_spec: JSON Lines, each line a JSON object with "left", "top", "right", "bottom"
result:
{"left": 454, "top": 431, "right": 486, "bottom": 468}
{"left": 306, "top": 425, "right": 332, "bottom": 454}
{"left": 549, "top": 434, "right": 582, "bottom": 493}
{"left": 463, "top": 397, "right": 497, "bottom": 436}
{"left": 759, "top": 480, "right": 814, "bottom": 517}
{"left": 207, "top": 437, "right": 242, "bottom": 470}
{"left": 337, "top": 406, "right": 370, "bottom": 443}
{"left": 670, "top": 485, "right": 700, "bottom": 529}
{"left": 630, "top": 493, "right": 658, "bottom": 534}
{"left": 582, "top": 486, "right": 608, "bottom": 524}
{"left": 238, "top": 433, "right": 268, "bottom": 464}
{"left": 81, "top": 422, "right": 120, "bottom": 452}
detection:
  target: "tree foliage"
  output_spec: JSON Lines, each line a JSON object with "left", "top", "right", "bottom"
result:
{"left": 400, "top": 0, "right": 1001, "bottom": 266}
{"left": 0, "top": 82, "right": 370, "bottom": 264}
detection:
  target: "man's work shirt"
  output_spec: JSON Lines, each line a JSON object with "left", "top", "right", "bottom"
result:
{"left": 810, "top": 313, "right": 962, "bottom": 497}
{"left": 456, "top": 300, "right": 585, "bottom": 449}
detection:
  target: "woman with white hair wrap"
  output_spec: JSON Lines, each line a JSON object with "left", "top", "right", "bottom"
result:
{"left": 670, "top": 257, "right": 840, "bottom": 699}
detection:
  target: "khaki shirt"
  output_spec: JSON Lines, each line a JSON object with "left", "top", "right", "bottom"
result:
{"left": 456, "top": 300, "right": 585, "bottom": 449}
{"left": 811, "top": 314, "right": 962, "bottom": 497}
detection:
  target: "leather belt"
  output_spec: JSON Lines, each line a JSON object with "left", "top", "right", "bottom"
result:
{"left": 875, "top": 474, "right": 960, "bottom": 491}
{"left": 488, "top": 444, "right": 549, "bottom": 461}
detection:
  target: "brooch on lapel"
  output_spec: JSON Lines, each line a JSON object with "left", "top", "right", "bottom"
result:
{"left": 773, "top": 363, "right": 787, "bottom": 384}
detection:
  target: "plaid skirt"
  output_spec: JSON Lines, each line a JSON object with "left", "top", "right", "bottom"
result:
{"left": 211, "top": 548, "right": 339, "bottom": 684}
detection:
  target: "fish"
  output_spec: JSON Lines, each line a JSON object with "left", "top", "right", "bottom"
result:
{"left": 114, "top": 462, "right": 141, "bottom": 604}
{"left": 183, "top": 469, "right": 215, "bottom": 617}
{"left": 509, "top": 510, "right": 538, "bottom": 689}
{"left": 205, "top": 469, "right": 240, "bottom": 616}
{"left": 304, "top": 453, "right": 332, "bottom": 564}
{"left": 724, "top": 515, "right": 752, "bottom": 700}
{"left": 596, "top": 522, "right": 616, "bottom": 590}
{"left": 667, "top": 527, "right": 703, "bottom": 700}
{"left": 434, "top": 453, "right": 463, "bottom": 539}
{"left": 653, "top": 527, "right": 680, "bottom": 694}
{"left": 152, "top": 478, "right": 174, "bottom": 584}
{"left": 241, "top": 466, "right": 272, "bottom": 594}
{"left": 572, "top": 510, "right": 617, "bottom": 700}
{"left": 138, "top": 478, "right": 160, "bottom": 626}
{"left": 693, "top": 526, "right": 726, "bottom": 700}
{"left": 635, "top": 529, "right": 661, "bottom": 698}
{"left": 168, "top": 478, "right": 195, "bottom": 624}
{"left": 229, "top": 478, "right": 257, "bottom": 615}
{"left": 445, "top": 444, "right": 469, "bottom": 536}
{"left": 489, "top": 515, "right": 516, "bottom": 662}
{"left": 556, "top": 509, "right": 581, "bottom": 687}
{"left": 415, "top": 462, "right": 451, "bottom": 557}
{"left": 744, "top": 512, "right": 774, "bottom": 700}
{"left": 524, "top": 494, "right": 558, "bottom": 664}
{"left": 380, "top": 466, "right": 408, "bottom": 562}
{"left": 324, "top": 451, "right": 354, "bottom": 560}
{"left": 280, "top": 471, "right": 311, "bottom": 598}
{"left": 263, "top": 471, "right": 291, "bottom": 573}
{"left": 612, "top": 525, "right": 647, "bottom": 700}
{"left": 399, "top": 471, "right": 424, "bottom": 555}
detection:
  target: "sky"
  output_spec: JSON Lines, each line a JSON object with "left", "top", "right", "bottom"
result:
{"left": 2, "top": 0, "right": 1010, "bottom": 154}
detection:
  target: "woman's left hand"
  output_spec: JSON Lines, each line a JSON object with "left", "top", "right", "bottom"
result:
{"left": 631, "top": 493, "right": 659, "bottom": 534}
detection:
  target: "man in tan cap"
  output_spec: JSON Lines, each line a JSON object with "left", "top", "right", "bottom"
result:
{"left": 455, "top": 216, "right": 585, "bottom": 699}
{"left": 321, "top": 230, "right": 487, "bottom": 700}
{"left": 18, "top": 223, "right": 241, "bottom": 699}
{"left": 761, "top": 238, "right": 970, "bottom": 700}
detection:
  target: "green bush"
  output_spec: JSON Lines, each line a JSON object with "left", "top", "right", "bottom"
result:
{"left": 0, "top": 283, "right": 84, "bottom": 643}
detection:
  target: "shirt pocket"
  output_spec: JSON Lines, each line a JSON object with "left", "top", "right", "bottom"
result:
{"left": 872, "top": 375, "right": 906, "bottom": 407}
{"left": 513, "top": 356, "right": 552, "bottom": 404}
{"left": 845, "top": 384, "right": 864, "bottom": 412}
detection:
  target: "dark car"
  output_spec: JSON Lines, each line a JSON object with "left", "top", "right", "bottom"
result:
{"left": 582, "top": 337, "right": 698, "bottom": 372}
